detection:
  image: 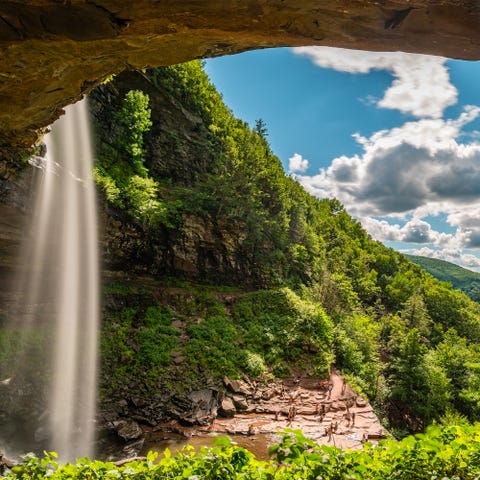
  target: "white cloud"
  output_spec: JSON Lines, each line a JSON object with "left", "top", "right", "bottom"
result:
{"left": 288, "top": 153, "right": 309, "bottom": 173}
{"left": 288, "top": 47, "right": 480, "bottom": 270}
{"left": 292, "top": 46, "right": 457, "bottom": 118}
{"left": 364, "top": 217, "right": 454, "bottom": 246}
{"left": 294, "top": 106, "right": 480, "bottom": 251}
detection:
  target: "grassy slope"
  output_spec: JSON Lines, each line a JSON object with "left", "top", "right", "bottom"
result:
{"left": 406, "top": 254, "right": 480, "bottom": 302}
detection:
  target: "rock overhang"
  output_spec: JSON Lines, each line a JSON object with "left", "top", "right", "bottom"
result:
{"left": 1, "top": 0, "right": 480, "bottom": 156}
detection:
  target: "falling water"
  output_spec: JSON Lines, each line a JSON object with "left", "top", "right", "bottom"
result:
{"left": 0, "top": 99, "right": 99, "bottom": 462}
{"left": 44, "top": 99, "right": 99, "bottom": 461}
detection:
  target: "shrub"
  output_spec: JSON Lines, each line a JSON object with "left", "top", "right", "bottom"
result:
{"left": 241, "top": 350, "right": 266, "bottom": 377}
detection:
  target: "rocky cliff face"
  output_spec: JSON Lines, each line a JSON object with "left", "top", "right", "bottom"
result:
{"left": 99, "top": 206, "right": 256, "bottom": 286}
{"left": 91, "top": 70, "right": 266, "bottom": 286}
{"left": 1, "top": 0, "right": 480, "bottom": 156}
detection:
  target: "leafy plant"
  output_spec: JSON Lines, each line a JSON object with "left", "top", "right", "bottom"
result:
{"left": 5, "top": 424, "right": 480, "bottom": 479}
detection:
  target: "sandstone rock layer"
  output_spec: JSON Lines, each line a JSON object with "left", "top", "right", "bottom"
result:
{"left": 1, "top": 0, "right": 480, "bottom": 154}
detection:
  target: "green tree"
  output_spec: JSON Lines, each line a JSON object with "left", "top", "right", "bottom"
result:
{"left": 114, "top": 89, "right": 152, "bottom": 176}
{"left": 254, "top": 118, "right": 268, "bottom": 138}
{"left": 400, "top": 293, "right": 432, "bottom": 337}
{"left": 387, "top": 328, "right": 450, "bottom": 431}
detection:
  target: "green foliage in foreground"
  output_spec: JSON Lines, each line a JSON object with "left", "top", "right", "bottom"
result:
{"left": 4, "top": 424, "right": 480, "bottom": 479}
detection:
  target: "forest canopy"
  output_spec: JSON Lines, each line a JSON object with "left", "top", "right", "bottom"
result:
{"left": 89, "top": 60, "right": 480, "bottom": 435}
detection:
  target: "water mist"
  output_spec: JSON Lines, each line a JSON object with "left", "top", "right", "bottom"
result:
{"left": 0, "top": 99, "right": 99, "bottom": 462}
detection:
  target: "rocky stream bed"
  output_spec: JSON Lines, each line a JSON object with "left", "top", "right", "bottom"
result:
{"left": 102, "top": 369, "right": 387, "bottom": 460}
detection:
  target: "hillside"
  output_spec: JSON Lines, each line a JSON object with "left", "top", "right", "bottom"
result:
{"left": 83, "top": 61, "right": 480, "bottom": 440}
{"left": 406, "top": 254, "right": 480, "bottom": 303}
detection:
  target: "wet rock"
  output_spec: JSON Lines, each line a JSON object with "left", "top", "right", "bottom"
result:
{"left": 224, "top": 377, "right": 253, "bottom": 396}
{"left": 180, "top": 389, "right": 217, "bottom": 425}
{"left": 219, "top": 397, "right": 236, "bottom": 417}
{"left": 131, "top": 415, "right": 156, "bottom": 426}
{"left": 232, "top": 394, "right": 248, "bottom": 411}
{"left": 121, "top": 438, "right": 145, "bottom": 458}
{"left": 188, "top": 389, "right": 214, "bottom": 407}
{"left": 0, "top": 451, "right": 18, "bottom": 473}
{"left": 114, "top": 419, "right": 143, "bottom": 441}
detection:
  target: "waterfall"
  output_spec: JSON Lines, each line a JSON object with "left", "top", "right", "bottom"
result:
{"left": 0, "top": 99, "right": 99, "bottom": 462}
{"left": 44, "top": 100, "right": 99, "bottom": 461}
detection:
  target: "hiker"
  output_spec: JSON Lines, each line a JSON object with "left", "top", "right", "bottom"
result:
{"left": 345, "top": 410, "right": 351, "bottom": 425}
{"left": 327, "top": 424, "right": 333, "bottom": 442}
{"left": 287, "top": 405, "right": 296, "bottom": 426}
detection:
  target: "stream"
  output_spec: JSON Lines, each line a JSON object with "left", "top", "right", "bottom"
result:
{"left": 141, "top": 432, "right": 276, "bottom": 461}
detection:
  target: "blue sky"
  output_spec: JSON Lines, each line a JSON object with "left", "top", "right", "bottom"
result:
{"left": 205, "top": 47, "right": 480, "bottom": 272}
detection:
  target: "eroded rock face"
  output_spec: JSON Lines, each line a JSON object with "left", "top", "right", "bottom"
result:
{"left": 1, "top": 0, "right": 480, "bottom": 155}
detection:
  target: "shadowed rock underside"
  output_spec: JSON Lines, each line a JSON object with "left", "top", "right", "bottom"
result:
{"left": 1, "top": 0, "right": 480, "bottom": 155}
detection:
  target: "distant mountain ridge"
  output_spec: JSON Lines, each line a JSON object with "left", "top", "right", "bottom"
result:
{"left": 406, "top": 254, "right": 480, "bottom": 303}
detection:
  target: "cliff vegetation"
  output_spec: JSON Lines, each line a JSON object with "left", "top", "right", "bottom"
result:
{"left": 88, "top": 61, "right": 480, "bottom": 438}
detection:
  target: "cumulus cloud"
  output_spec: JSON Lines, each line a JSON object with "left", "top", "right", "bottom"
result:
{"left": 293, "top": 46, "right": 457, "bottom": 118}
{"left": 457, "top": 228, "right": 480, "bottom": 249}
{"left": 293, "top": 106, "right": 480, "bottom": 251}
{"left": 288, "top": 47, "right": 480, "bottom": 268}
{"left": 363, "top": 217, "right": 453, "bottom": 246}
{"left": 288, "top": 153, "right": 309, "bottom": 173}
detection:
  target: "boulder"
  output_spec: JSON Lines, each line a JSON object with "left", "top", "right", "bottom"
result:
{"left": 223, "top": 377, "right": 253, "bottom": 396}
{"left": 180, "top": 389, "right": 217, "bottom": 425}
{"left": 232, "top": 394, "right": 249, "bottom": 411}
{"left": 0, "top": 452, "right": 18, "bottom": 474}
{"left": 121, "top": 438, "right": 145, "bottom": 458}
{"left": 114, "top": 419, "right": 143, "bottom": 441}
{"left": 219, "top": 397, "right": 236, "bottom": 418}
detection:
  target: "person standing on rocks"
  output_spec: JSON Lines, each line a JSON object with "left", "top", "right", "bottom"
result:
{"left": 287, "top": 405, "right": 296, "bottom": 426}
{"left": 327, "top": 423, "right": 333, "bottom": 442}
{"left": 327, "top": 382, "right": 333, "bottom": 399}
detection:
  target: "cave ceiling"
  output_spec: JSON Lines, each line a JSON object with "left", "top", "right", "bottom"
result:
{"left": 1, "top": 0, "right": 480, "bottom": 155}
